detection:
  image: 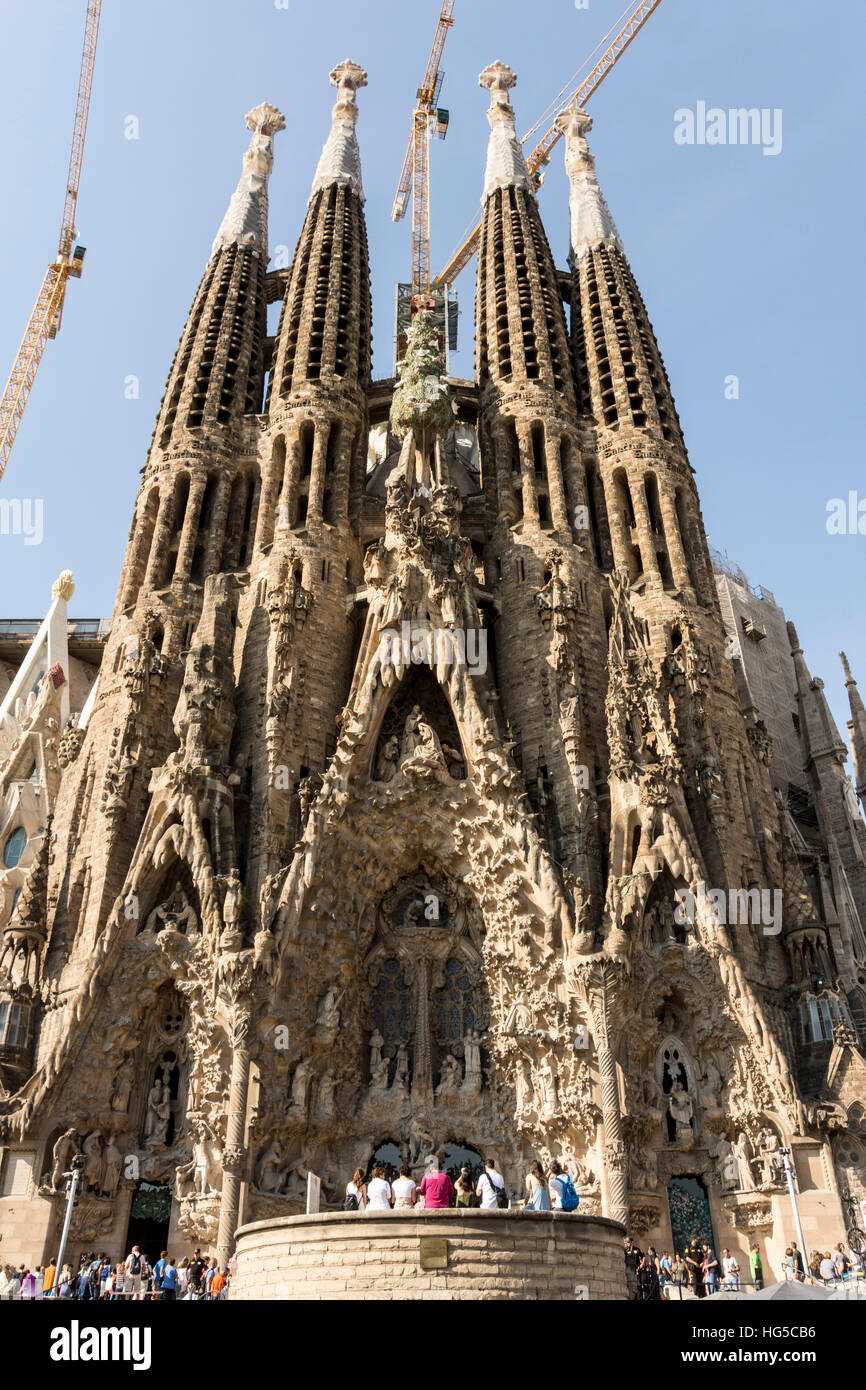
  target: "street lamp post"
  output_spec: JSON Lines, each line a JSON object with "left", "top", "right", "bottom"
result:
{"left": 778, "top": 1147, "right": 808, "bottom": 1270}
{"left": 50, "top": 1156, "right": 84, "bottom": 1297}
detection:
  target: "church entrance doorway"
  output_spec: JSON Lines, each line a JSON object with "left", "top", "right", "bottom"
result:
{"left": 667, "top": 1174, "right": 715, "bottom": 1259}
{"left": 124, "top": 1181, "right": 172, "bottom": 1266}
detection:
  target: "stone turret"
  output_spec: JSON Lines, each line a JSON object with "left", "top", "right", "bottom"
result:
{"left": 560, "top": 106, "right": 714, "bottom": 608}
{"left": 119, "top": 105, "right": 285, "bottom": 615}
{"left": 842, "top": 652, "right": 866, "bottom": 815}
{"left": 264, "top": 61, "right": 371, "bottom": 538}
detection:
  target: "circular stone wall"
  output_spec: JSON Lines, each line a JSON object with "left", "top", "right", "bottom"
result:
{"left": 230, "top": 1208, "right": 627, "bottom": 1301}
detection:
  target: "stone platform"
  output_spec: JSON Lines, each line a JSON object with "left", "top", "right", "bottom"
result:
{"left": 230, "top": 1208, "right": 627, "bottom": 1300}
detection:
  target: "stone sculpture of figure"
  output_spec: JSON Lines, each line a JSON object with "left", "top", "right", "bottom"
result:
{"left": 368, "top": 1029, "right": 384, "bottom": 1075}
{"left": 375, "top": 736, "right": 400, "bottom": 783}
{"left": 315, "top": 986, "right": 341, "bottom": 1041}
{"left": 221, "top": 868, "right": 245, "bottom": 940}
{"left": 255, "top": 1139, "right": 284, "bottom": 1194}
{"left": 756, "top": 1129, "right": 780, "bottom": 1186}
{"left": 145, "top": 888, "right": 197, "bottom": 937}
{"left": 436, "top": 1053, "right": 461, "bottom": 1096}
{"left": 462, "top": 1031, "right": 482, "bottom": 1094}
{"left": 667, "top": 1079, "right": 694, "bottom": 1140}
{"left": 316, "top": 1071, "right": 337, "bottom": 1119}
{"left": 401, "top": 706, "right": 432, "bottom": 760}
{"left": 82, "top": 1130, "right": 104, "bottom": 1192}
{"left": 110, "top": 1057, "right": 134, "bottom": 1114}
{"left": 537, "top": 1056, "right": 558, "bottom": 1118}
{"left": 514, "top": 1056, "right": 533, "bottom": 1115}
{"left": 144, "top": 1076, "right": 171, "bottom": 1147}
{"left": 289, "top": 1058, "right": 313, "bottom": 1113}
{"left": 192, "top": 1124, "right": 222, "bottom": 1195}
{"left": 733, "top": 1131, "right": 757, "bottom": 1191}
{"left": 393, "top": 1043, "right": 410, "bottom": 1094}
{"left": 369, "top": 1054, "right": 390, "bottom": 1094}
{"left": 712, "top": 1137, "right": 736, "bottom": 1192}
{"left": 50, "top": 1127, "right": 77, "bottom": 1191}
{"left": 700, "top": 1055, "right": 723, "bottom": 1105}
{"left": 101, "top": 1138, "right": 123, "bottom": 1198}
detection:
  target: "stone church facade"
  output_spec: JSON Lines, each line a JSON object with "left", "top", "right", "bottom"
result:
{"left": 1, "top": 57, "right": 866, "bottom": 1281}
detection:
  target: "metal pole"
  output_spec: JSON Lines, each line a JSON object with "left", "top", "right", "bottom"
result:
{"left": 779, "top": 1147, "right": 807, "bottom": 1270}
{"left": 50, "top": 1163, "right": 82, "bottom": 1297}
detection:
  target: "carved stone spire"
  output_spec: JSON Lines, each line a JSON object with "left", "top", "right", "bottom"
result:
{"left": 556, "top": 106, "right": 623, "bottom": 264}
{"left": 479, "top": 62, "right": 534, "bottom": 199}
{"left": 212, "top": 103, "right": 286, "bottom": 258}
{"left": 309, "top": 59, "right": 368, "bottom": 204}
{"left": 842, "top": 652, "right": 866, "bottom": 804}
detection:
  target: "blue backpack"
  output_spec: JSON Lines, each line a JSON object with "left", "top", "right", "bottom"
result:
{"left": 559, "top": 1173, "right": 580, "bottom": 1212}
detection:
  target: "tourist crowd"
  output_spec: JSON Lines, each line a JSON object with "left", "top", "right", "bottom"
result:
{"left": 0, "top": 1246, "right": 229, "bottom": 1300}
{"left": 343, "top": 1154, "right": 580, "bottom": 1212}
{"left": 624, "top": 1234, "right": 864, "bottom": 1300}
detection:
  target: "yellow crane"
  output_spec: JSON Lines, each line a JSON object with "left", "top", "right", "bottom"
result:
{"left": 392, "top": 0, "right": 456, "bottom": 305}
{"left": 0, "top": 0, "right": 102, "bottom": 483}
{"left": 433, "top": 0, "right": 663, "bottom": 288}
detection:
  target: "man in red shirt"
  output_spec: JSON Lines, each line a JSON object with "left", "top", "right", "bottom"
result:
{"left": 419, "top": 1159, "right": 454, "bottom": 1209}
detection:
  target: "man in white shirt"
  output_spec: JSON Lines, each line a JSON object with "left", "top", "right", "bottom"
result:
{"left": 476, "top": 1157, "right": 506, "bottom": 1210}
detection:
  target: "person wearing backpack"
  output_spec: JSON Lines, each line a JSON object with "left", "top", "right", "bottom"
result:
{"left": 123, "top": 1245, "right": 144, "bottom": 1299}
{"left": 548, "top": 1160, "right": 580, "bottom": 1213}
{"left": 476, "top": 1156, "right": 507, "bottom": 1210}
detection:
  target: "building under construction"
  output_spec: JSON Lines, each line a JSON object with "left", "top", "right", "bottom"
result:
{"left": 0, "top": 17, "right": 865, "bottom": 1299}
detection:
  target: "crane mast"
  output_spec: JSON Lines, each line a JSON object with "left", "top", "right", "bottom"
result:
{"left": 392, "top": 1, "right": 455, "bottom": 304}
{"left": 0, "top": 0, "right": 102, "bottom": 482}
{"left": 433, "top": 0, "right": 663, "bottom": 288}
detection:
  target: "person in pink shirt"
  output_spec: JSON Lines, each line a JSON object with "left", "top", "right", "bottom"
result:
{"left": 419, "top": 1158, "right": 454, "bottom": 1209}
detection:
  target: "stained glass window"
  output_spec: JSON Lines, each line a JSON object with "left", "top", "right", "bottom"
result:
{"left": 434, "top": 956, "right": 477, "bottom": 1050}
{"left": 371, "top": 958, "right": 410, "bottom": 1045}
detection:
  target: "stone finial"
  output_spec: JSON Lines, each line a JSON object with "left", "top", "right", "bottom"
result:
{"left": 310, "top": 59, "right": 368, "bottom": 204}
{"left": 557, "top": 103, "right": 622, "bottom": 264}
{"left": 211, "top": 104, "right": 284, "bottom": 258}
{"left": 479, "top": 61, "right": 518, "bottom": 100}
{"left": 330, "top": 59, "right": 368, "bottom": 98}
{"left": 841, "top": 652, "right": 855, "bottom": 684}
{"left": 245, "top": 103, "right": 287, "bottom": 138}
{"left": 52, "top": 570, "right": 75, "bottom": 602}
{"left": 478, "top": 61, "right": 532, "bottom": 200}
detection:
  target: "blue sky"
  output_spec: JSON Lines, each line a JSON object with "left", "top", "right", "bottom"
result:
{"left": 0, "top": 0, "right": 863, "bottom": 745}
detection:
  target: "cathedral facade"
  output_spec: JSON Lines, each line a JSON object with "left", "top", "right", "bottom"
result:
{"left": 2, "top": 56, "right": 866, "bottom": 1281}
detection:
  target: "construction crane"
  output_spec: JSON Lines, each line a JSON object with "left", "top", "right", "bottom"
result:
{"left": 433, "top": 0, "right": 663, "bottom": 288}
{"left": 391, "top": 0, "right": 456, "bottom": 305}
{"left": 0, "top": 0, "right": 102, "bottom": 483}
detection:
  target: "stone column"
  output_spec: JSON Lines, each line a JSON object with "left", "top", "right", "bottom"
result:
{"left": 490, "top": 422, "right": 515, "bottom": 521}
{"left": 216, "top": 1003, "right": 253, "bottom": 1269}
{"left": 515, "top": 421, "right": 539, "bottom": 523}
{"left": 254, "top": 446, "right": 282, "bottom": 552}
{"left": 306, "top": 420, "right": 332, "bottom": 522}
{"left": 334, "top": 427, "right": 355, "bottom": 524}
{"left": 410, "top": 956, "right": 433, "bottom": 1103}
{"left": 659, "top": 485, "right": 692, "bottom": 595}
{"left": 174, "top": 474, "right": 208, "bottom": 580}
{"left": 281, "top": 430, "right": 302, "bottom": 530}
{"left": 202, "top": 474, "right": 233, "bottom": 577}
{"left": 543, "top": 427, "right": 570, "bottom": 533}
{"left": 631, "top": 475, "right": 660, "bottom": 581}
{"left": 143, "top": 487, "right": 175, "bottom": 590}
{"left": 600, "top": 471, "right": 631, "bottom": 574}
{"left": 587, "top": 969, "right": 628, "bottom": 1228}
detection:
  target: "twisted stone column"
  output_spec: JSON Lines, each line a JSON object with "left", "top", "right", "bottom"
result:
{"left": 585, "top": 964, "right": 628, "bottom": 1228}
{"left": 216, "top": 1004, "right": 253, "bottom": 1268}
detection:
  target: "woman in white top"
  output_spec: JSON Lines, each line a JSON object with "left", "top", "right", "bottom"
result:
{"left": 365, "top": 1164, "right": 393, "bottom": 1211}
{"left": 345, "top": 1167, "right": 367, "bottom": 1211}
{"left": 391, "top": 1163, "right": 417, "bottom": 1208}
